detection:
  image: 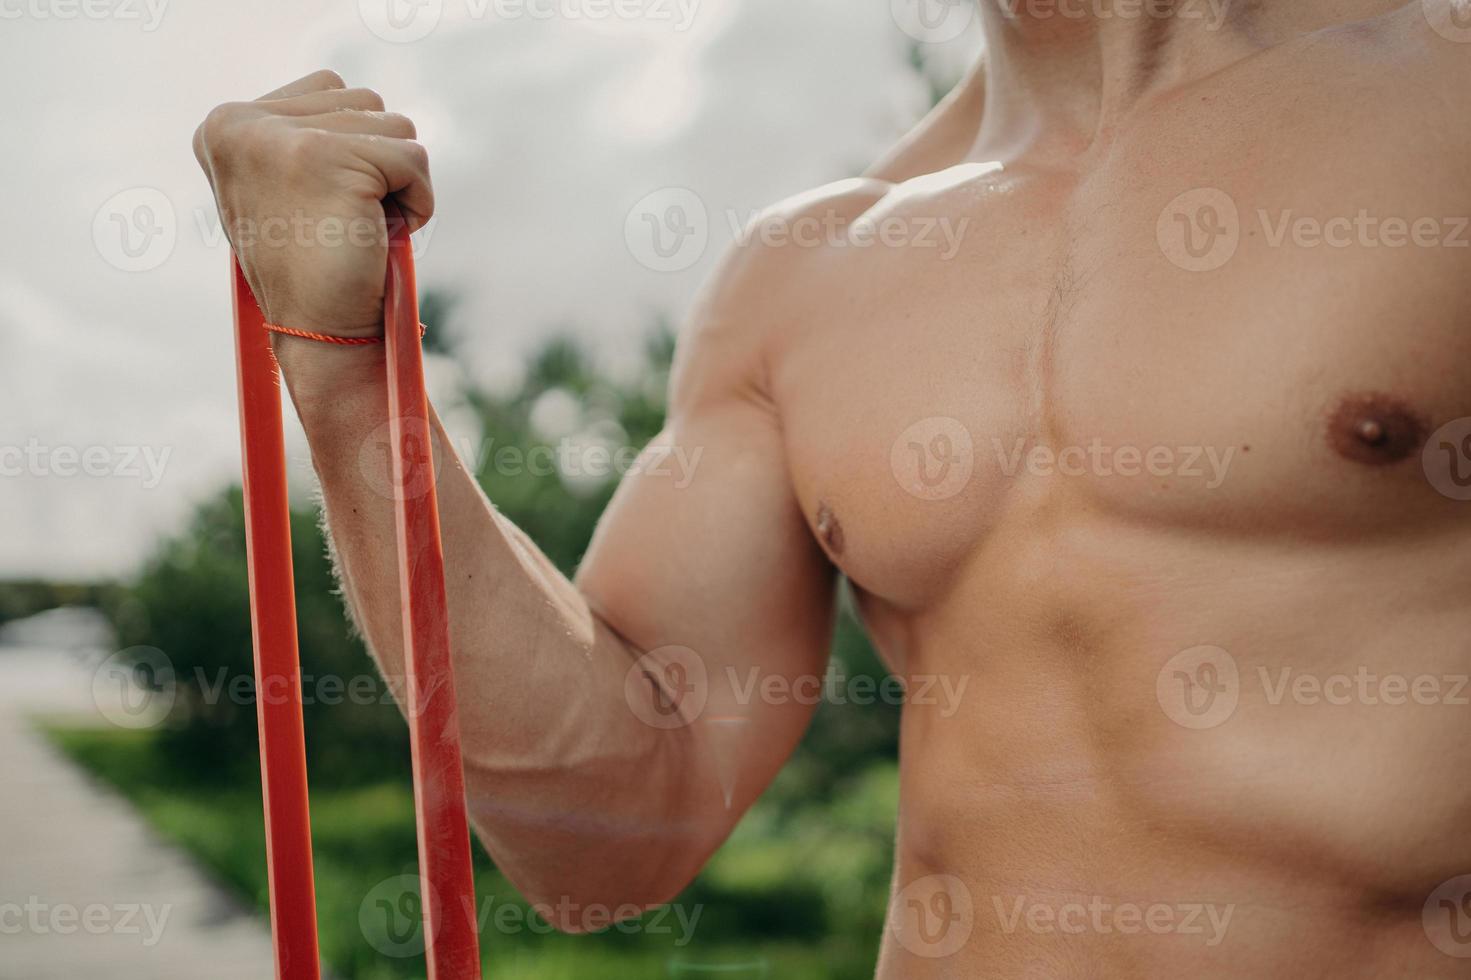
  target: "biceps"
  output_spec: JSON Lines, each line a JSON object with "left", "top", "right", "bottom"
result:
{"left": 575, "top": 404, "right": 836, "bottom": 773}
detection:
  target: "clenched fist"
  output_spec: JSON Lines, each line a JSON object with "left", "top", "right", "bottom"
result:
{"left": 193, "top": 69, "right": 433, "bottom": 339}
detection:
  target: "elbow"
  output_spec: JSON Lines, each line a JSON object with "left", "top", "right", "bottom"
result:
{"left": 473, "top": 819, "right": 716, "bottom": 937}
{"left": 459, "top": 717, "right": 730, "bottom": 935}
{"left": 512, "top": 868, "right": 699, "bottom": 936}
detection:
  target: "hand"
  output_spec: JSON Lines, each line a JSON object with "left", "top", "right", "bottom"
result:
{"left": 193, "top": 69, "right": 433, "bottom": 339}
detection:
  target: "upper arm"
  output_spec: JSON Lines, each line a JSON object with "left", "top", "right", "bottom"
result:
{"left": 574, "top": 223, "right": 841, "bottom": 822}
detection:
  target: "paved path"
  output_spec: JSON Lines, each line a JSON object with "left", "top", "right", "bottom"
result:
{"left": 0, "top": 645, "right": 279, "bottom": 979}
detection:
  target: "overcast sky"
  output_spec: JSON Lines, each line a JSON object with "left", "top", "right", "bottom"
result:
{"left": 0, "top": 0, "right": 979, "bottom": 580}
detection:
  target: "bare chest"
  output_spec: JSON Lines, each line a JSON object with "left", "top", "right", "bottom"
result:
{"left": 771, "top": 115, "right": 1471, "bottom": 609}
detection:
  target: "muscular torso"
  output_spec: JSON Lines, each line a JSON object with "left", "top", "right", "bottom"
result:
{"left": 754, "top": 12, "right": 1471, "bottom": 977}
{"left": 233, "top": 10, "right": 1470, "bottom": 974}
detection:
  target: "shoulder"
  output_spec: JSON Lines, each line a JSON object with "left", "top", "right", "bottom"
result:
{"left": 667, "top": 58, "right": 988, "bottom": 412}
{"left": 666, "top": 176, "right": 897, "bottom": 412}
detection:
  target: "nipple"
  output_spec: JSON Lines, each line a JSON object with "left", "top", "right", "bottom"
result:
{"left": 815, "top": 501, "right": 845, "bottom": 556}
{"left": 1327, "top": 393, "right": 1427, "bottom": 466}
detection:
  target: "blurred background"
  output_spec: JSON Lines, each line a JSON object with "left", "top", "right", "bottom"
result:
{"left": 0, "top": 1, "right": 979, "bottom": 976}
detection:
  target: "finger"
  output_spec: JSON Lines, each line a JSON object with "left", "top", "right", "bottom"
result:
{"left": 293, "top": 110, "right": 416, "bottom": 140}
{"left": 257, "top": 68, "right": 345, "bottom": 101}
{"left": 344, "top": 135, "right": 435, "bottom": 232}
{"left": 265, "top": 87, "right": 387, "bottom": 116}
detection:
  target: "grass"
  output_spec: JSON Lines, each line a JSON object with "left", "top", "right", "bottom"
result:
{"left": 43, "top": 724, "right": 894, "bottom": 979}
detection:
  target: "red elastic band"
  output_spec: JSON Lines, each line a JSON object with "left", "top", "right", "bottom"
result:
{"left": 263, "top": 321, "right": 427, "bottom": 345}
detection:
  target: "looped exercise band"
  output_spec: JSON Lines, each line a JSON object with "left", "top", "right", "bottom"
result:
{"left": 231, "top": 199, "right": 482, "bottom": 979}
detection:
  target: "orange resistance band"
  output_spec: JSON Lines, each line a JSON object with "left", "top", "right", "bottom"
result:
{"left": 233, "top": 199, "right": 482, "bottom": 979}
{"left": 263, "top": 320, "right": 428, "bottom": 345}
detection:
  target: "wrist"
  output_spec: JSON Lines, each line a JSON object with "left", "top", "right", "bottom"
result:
{"left": 273, "top": 333, "right": 388, "bottom": 418}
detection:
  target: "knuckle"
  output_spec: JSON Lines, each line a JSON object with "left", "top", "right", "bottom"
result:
{"left": 405, "top": 140, "right": 430, "bottom": 171}
{"left": 312, "top": 68, "right": 346, "bottom": 90}
{"left": 355, "top": 87, "right": 386, "bottom": 112}
{"left": 195, "top": 102, "right": 250, "bottom": 165}
{"left": 384, "top": 112, "right": 417, "bottom": 139}
{"left": 199, "top": 102, "right": 241, "bottom": 142}
{"left": 284, "top": 127, "right": 333, "bottom": 168}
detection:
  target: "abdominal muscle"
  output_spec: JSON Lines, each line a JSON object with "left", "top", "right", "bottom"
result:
{"left": 862, "top": 517, "right": 1471, "bottom": 979}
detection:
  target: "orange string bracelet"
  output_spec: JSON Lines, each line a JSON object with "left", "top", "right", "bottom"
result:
{"left": 263, "top": 321, "right": 427, "bottom": 345}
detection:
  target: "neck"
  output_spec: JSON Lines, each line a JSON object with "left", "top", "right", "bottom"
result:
{"left": 971, "top": 0, "right": 1405, "bottom": 164}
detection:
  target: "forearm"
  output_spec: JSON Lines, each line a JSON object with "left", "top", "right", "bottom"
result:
{"left": 275, "top": 339, "right": 720, "bottom": 912}
{"left": 196, "top": 69, "right": 829, "bottom": 920}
